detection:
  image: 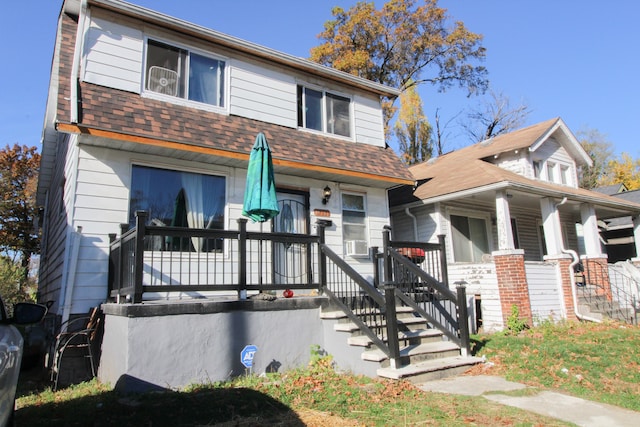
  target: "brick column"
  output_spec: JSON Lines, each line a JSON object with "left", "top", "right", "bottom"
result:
{"left": 581, "top": 256, "right": 611, "bottom": 300}
{"left": 493, "top": 250, "right": 532, "bottom": 328}
{"left": 554, "top": 256, "right": 577, "bottom": 320}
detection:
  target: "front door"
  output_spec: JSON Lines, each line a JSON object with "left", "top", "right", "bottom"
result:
{"left": 272, "top": 191, "right": 310, "bottom": 286}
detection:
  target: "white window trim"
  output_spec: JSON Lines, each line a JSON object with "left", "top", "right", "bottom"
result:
{"left": 297, "top": 82, "right": 354, "bottom": 140}
{"left": 141, "top": 36, "right": 230, "bottom": 114}
{"left": 446, "top": 208, "right": 493, "bottom": 263}
{"left": 341, "top": 190, "right": 369, "bottom": 257}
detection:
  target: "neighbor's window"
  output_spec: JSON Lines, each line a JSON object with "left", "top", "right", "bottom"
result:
{"left": 560, "top": 165, "right": 571, "bottom": 185}
{"left": 450, "top": 214, "right": 489, "bottom": 262}
{"left": 297, "top": 85, "right": 351, "bottom": 137}
{"left": 342, "top": 193, "right": 367, "bottom": 255}
{"left": 129, "top": 165, "right": 226, "bottom": 252}
{"left": 145, "top": 39, "right": 225, "bottom": 107}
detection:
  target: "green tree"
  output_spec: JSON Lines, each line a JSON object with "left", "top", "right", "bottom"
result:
{"left": 0, "top": 144, "right": 40, "bottom": 281}
{"left": 394, "top": 83, "right": 433, "bottom": 164}
{"left": 576, "top": 128, "right": 614, "bottom": 189}
{"left": 310, "top": 0, "right": 487, "bottom": 133}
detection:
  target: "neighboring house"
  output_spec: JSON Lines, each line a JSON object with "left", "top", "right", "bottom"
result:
{"left": 37, "top": 0, "right": 419, "bottom": 389}
{"left": 389, "top": 118, "right": 640, "bottom": 332}
{"left": 594, "top": 184, "right": 640, "bottom": 262}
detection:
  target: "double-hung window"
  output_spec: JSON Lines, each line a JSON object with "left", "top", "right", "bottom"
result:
{"left": 129, "top": 165, "right": 226, "bottom": 252}
{"left": 450, "top": 214, "right": 489, "bottom": 262}
{"left": 297, "top": 85, "right": 351, "bottom": 137}
{"left": 342, "top": 193, "right": 368, "bottom": 255}
{"left": 145, "top": 39, "right": 226, "bottom": 107}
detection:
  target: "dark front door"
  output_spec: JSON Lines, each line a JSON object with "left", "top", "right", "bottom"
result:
{"left": 272, "top": 191, "right": 310, "bottom": 286}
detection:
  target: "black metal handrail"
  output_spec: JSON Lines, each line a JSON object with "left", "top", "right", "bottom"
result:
{"left": 380, "top": 227, "right": 470, "bottom": 355}
{"left": 316, "top": 225, "right": 399, "bottom": 362}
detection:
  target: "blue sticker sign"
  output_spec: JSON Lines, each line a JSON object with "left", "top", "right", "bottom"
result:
{"left": 241, "top": 345, "right": 258, "bottom": 368}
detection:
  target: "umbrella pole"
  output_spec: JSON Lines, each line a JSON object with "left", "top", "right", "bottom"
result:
{"left": 258, "top": 222, "right": 263, "bottom": 287}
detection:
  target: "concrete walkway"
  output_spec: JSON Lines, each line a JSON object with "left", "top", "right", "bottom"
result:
{"left": 418, "top": 375, "right": 640, "bottom": 427}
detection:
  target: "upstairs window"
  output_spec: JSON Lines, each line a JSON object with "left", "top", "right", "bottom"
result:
{"left": 297, "top": 85, "right": 351, "bottom": 137}
{"left": 145, "top": 39, "right": 225, "bottom": 107}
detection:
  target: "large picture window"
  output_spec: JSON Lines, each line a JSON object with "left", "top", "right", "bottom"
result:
{"left": 450, "top": 214, "right": 489, "bottom": 262}
{"left": 129, "top": 165, "right": 226, "bottom": 251}
{"left": 145, "top": 39, "right": 225, "bottom": 107}
{"left": 297, "top": 85, "right": 351, "bottom": 137}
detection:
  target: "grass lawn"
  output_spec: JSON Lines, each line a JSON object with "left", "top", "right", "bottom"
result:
{"left": 16, "top": 320, "right": 637, "bottom": 426}
{"left": 470, "top": 320, "right": 640, "bottom": 412}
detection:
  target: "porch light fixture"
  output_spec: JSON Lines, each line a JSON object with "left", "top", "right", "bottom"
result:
{"left": 322, "top": 186, "right": 332, "bottom": 205}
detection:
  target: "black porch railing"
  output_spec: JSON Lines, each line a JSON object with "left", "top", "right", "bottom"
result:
{"left": 108, "top": 211, "right": 320, "bottom": 302}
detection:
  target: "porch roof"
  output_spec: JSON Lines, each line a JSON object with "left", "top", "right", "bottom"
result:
{"left": 391, "top": 137, "right": 640, "bottom": 219}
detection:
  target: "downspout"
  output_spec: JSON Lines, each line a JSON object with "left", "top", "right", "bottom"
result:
{"left": 405, "top": 208, "right": 419, "bottom": 241}
{"left": 554, "top": 197, "right": 601, "bottom": 323}
{"left": 70, "top": 0, "right": 88, "bottom": 123}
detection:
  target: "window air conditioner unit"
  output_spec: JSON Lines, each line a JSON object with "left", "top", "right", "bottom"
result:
{"left": 345, "top": 240, "right": 368, "bottom": 256}
{"left": 147, "top": 66, "right": 178, "bottom": 96}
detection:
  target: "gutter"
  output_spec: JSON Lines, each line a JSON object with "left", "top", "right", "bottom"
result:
{"left": 60, "top": 227, "right": 83, "bottom": 329}
{"left": 70, "top": 0, "right": 88, "bottom": 123}
{"left": 555, "top": 197, "right": 601, "bottom": 323}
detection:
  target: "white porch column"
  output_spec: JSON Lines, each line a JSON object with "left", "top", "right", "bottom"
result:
{"left": 633, "top": 215, "right": 640, "bottom": 264}
{"left": 539, "top": 197, "right": 563, "bottom": 256}
{"left": 495, "top": 190, "right": 514, "bottom": 251}
{"left": 580, "top": 203, "right": 605, "bottom": 257}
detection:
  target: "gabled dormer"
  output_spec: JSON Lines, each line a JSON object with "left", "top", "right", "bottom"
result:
{"left": 477, "top": 118, "right": 592, "bottom": 188}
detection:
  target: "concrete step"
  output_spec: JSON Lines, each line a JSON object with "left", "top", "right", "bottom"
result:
{"left": 334, "top": 315, "right": 426, "bottom": 333}
{"left": 320, "top": 305, "right": 415, "bottom": 320}
{"left": 377, "top": 355, "right": 483, "bottom": 383}
{"left": 362, "top": 341, "right": 460, "bottom": 365}
{"left": 347, "top": 328, "right": 443, "bottom": 347}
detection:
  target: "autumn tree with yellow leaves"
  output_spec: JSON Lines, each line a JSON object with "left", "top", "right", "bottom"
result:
{"left": 310, "top": 0, "right": 487, "bottom": 138}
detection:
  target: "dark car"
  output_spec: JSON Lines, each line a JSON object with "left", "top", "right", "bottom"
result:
{"left": 0, "top": 297, "right": 47, "bottom": 426}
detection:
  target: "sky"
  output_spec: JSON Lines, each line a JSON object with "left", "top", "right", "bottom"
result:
{"left": 2, "top": 0, "right": 638, "bottom": 158}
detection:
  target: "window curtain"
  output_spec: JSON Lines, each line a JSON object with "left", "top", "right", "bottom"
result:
{"left": 181, "top": 173, "right": 205, "bottom": 251}
{"left": 189, "top": 54, "right": 223, "bottom": 106}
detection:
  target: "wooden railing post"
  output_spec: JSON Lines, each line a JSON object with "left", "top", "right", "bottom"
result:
{"left": 316, "top": 221, "right": 327, "bottom": 292}
{"left": 382, "top": 226, "right": 392, "bottom": 284}
{"left": 108, "top": 233, "right": 117, "bottom": 300}
{"left": 455, "top": 281, "right": 471, "bottom": 357}
{"left": 133, "top": 211, "right": 147, "bottom": 303}
{"left": 237, "top": 218, "right": 248, "bottom": 299}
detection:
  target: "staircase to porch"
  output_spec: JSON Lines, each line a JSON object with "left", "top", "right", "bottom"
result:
{"left": 576, "top": 260, "right": 639, "bottom": 325}
{"left": 318, "top": 227, "right": 481, "bottom": 383}
{"left": 320, "top": 303, "right": 481, "bottom": 383}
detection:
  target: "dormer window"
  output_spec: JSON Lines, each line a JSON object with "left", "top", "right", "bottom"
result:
{"left": 297, "top": 85, "right": 352, "bottom": 137}
{"left": 145, "top": 39, "right": 226, "bottom": 107}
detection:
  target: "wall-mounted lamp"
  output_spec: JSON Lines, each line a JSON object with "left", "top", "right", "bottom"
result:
{"left": 322, "top": 186, "right": 332, "bottom": 205}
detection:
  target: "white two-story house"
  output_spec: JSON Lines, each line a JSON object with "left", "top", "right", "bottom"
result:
{"left": 37, "top": 0, "right": 417, "bottom": 389}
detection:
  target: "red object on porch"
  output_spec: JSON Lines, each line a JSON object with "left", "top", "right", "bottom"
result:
{"left": 283, "top": 289, "right": 294, "bottom": 298}
{"left": 398, "top": 248, "right": 426, "bottom": 263}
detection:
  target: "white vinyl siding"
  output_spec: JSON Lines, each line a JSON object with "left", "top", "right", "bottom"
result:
{"left": 353, "top": 95, "right": 385, "bottom": 147}
{"left": 530, "top": 137, "right": 578, "bottom": 188}
{"left": 229, "top": 61, "right": 297, "bottom": 128}
{"left": 83, "top": 16, "right": 144, "bottom": 93}
{"left": 526, "top": 262, "right": 564, "bottom": 323}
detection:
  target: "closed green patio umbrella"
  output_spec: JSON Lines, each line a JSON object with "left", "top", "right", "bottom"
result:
{"left": 242, "top": 132, "right": 279, "bottom": 222}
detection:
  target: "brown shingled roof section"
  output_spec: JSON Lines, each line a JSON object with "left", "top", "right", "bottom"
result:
{"left": 56, "top": 13, "right": 412, "bottom": 186}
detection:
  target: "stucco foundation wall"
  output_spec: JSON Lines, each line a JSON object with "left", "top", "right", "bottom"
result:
{"left": 99, "top": 300, "right": 325, "bottom": 391}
